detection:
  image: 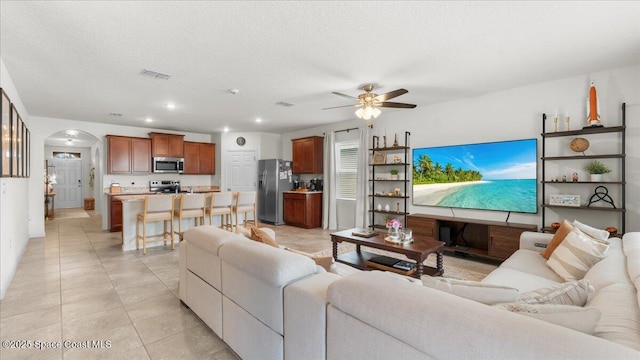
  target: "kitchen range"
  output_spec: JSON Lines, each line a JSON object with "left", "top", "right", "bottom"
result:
{"left": 149, "top": 180, "right": 193, "bottom": 194}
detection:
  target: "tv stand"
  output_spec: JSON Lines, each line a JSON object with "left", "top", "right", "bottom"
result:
{"left": 407, "top": 214, "right": 537, "bottom": 261}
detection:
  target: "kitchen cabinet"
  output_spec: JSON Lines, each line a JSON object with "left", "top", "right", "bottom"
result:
{"left": 292, "top": 136, "right": 323, "bottom": 174}
{"left": 106, "top": 135, "right": 151, "bottom": 174}
{"left": 283, "top": 191, "right": 322, "bottom": 228}
{"left": 110, "top": 197, "right": 122, "bottom": 232}
{"left": 183, "top": 141, "right": 216, "bottom": 174}
{"left": 149, "top": 132, "right": 185, "bottom": 158}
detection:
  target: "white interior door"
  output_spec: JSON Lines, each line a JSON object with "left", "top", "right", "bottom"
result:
{"left": 226, "top": 150, "right": 257, "bottom": 192}
{"left": 52, "top": 158, "right": 82, "bottom": 209}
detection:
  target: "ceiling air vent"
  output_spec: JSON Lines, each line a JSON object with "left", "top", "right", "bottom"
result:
{"left": 275, "top": 101, "right": 294, "bottom": 107}
{"left": 109, "top": 112, "right": 123, "bottom": 117}
{"left": 141, "top": 69, "right": 171, "bottom": 80}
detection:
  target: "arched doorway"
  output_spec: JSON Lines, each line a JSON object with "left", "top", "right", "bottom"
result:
{"left": 45, "top": 129, "right": 102, "bottom": 216}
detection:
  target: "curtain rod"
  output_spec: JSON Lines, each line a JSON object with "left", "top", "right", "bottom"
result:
{"left": 333, "top": 127, "right": 359, "bottom": 134}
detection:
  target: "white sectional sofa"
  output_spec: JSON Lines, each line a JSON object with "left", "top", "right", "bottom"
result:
{"left": 179, "top": 226, "right": 640, "bottom": 359}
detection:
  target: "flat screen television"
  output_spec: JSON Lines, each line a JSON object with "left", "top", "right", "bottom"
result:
{"left": 412, "top": 138, "right": 538, "bottom": 213}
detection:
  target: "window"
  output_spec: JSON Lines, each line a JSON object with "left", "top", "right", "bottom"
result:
{"left": 336, "top": 139, "right": 359, "bottom": 200}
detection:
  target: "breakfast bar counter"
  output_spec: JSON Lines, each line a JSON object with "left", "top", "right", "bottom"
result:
{"left": 108, "top": 187, "right": 220, "bottom": 251}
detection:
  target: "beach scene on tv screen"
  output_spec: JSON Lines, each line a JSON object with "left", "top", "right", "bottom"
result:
{"left": 412, "top": 139, "right": 537, "bottom": 213}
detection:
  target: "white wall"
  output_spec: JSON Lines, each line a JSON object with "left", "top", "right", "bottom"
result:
{"left": 0, "top": 58, "right": 31, "bottom": 299}
{"left": 282, "top": 64, "right": 640, "bottom": 232}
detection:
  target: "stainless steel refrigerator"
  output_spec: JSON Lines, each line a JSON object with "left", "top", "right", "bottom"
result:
{"left": 257, "top": 159, "right": 293, "bottom": 225}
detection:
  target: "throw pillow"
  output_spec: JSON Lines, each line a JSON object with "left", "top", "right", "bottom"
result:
{"left": 494, "top": 303, "right": 601, "bottom": 334}
{"left": 571, "top": 220, "right": 610, "bottom": 242}
{"left": 541, "top": 220, "right": 573, "bottom": 260}
{"left": 546, "top": 228, "right": 609, "bottom": 281}
{"left": 249, "top": 225, "right": 279, "bottom": 248}
{"left": 285, "top": 247, "right": 335, "bottom": 273}
{"left": 421, "top": 276, "right": 518, "bottom": 305}
{"left": 517, "top": 279, "right": 591, "bottom": 306}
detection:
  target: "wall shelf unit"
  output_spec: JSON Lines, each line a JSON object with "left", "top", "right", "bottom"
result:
{"left": 369, "top": 132, "right": 410, "bottom": 230}
{"left": 540, "top": 103, "right": 626, "bottom": 233}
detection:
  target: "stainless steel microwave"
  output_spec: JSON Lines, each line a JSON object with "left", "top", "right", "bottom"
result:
{"left": 152, "top": 157, "right": 184, "bottom": 173}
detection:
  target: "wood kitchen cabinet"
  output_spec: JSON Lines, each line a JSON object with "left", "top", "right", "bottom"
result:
{"left": 292, "top": 136, "right": 323, "bottom": 174}
{"left": 183, "top": 141, "right": 216, "bottom": 174}
{"left": 106, "top": 135, "right": 151, "bottom": 174}
{"left": 283, "top": 192, "right": 322, "bottom": 229}
{"left": 149, "top": 132, "right": 185, "bottom": 158}
{"left": 110, "top": 197, "right": 122, "bottom": 232}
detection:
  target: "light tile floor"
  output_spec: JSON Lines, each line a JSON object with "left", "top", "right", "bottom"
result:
{"left": 0, "top": 209, "right": 238, "bottom": 360}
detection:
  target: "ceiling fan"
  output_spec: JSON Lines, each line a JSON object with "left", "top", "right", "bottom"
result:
{"left": 323, "top": 84, "right": 417, "bottom": 122}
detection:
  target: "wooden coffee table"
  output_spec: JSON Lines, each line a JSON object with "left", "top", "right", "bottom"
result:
{"left": 330, "top": 229, "right": 445, "bottom": 278}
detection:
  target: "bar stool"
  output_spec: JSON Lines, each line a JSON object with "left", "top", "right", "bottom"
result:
{"left": 233, "top": 191, "right": 257, "bottom": 232}
{"left": 174, "top": 193, "right": 206, "bottom": 240}
{"left": 206, "top": 192, "right": 234, "bottom": 231}
{"left": 136, "top": 195, "right": 175, "bottom": 255}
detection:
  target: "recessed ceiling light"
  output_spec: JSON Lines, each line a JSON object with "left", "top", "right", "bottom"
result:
{"left": 66, "top": 139, "right": 73, "bottom": 145}
{"left": 255, "top": 118, "right": 262, "bottom": 123}
{"left": 166, "top": 103, "right": 176, "bottom": 110}
{"left": 145, "top": 117, "right": 153, "bottom": 123}
{"left": 223, "top": 126, "right": 229, "bottom": 132}
{"left": 228, "top": 89, "right": 240, "bottom": 95}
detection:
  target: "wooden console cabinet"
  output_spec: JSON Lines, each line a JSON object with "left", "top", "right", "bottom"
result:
{"left": 291, "top": 136, "right": 323, "bottom": 174}
{"left": 407, "top": 214, "right": 537, "bottom": 261}
{"left": 283, "top": 192, "right": 322, "bottom": 228}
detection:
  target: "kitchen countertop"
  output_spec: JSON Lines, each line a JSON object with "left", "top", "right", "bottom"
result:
{"left": 283, "top": 190, "right": 323, "bottom": 194}
{"left": 104, "top": 185, "right": 220, "bottom": 196}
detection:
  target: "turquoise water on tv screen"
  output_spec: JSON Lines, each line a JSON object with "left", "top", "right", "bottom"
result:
{"left": 436, "top": 179, "right": 537, "bottom": 213}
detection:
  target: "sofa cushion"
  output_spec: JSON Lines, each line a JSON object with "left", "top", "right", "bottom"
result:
{"left": 481, "top": 267, "right": 563, "bottom": 293}
{"left": 421, "top": 276, "right": 518, "bottom": 305}
{"left": 586, "top": 283, "right": 640, "bottom": 351}
{"left": 501, "top": 249, "right": 565, "bottom": 282}
{"left": 541, "top": 220, "right": 573, "bottom": 259}
{"left": 546, "top": 227, "right": 609, "bottom": 281}
{"left": 183, "top": 225, "right": 244, "bottom": 255}
{"left": 494, "top": 303, "right": 601, "bottom": 334}
{"left": 572, "top": 219, "right": 610, "bottom": 242}
{"left": 517, "top": 279, "right": 591, "bottom": 306}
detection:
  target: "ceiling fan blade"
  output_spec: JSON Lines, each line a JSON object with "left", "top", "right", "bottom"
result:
{"left": 378, "top": 101, "right": 417, "bottom": 109}
{"left": 332, "top": 92, "right": 359, "bottom": 101}
{"left": 322, "top": 104, "right": 362, "bottom": 110}
{"left": 374, "top": 88, "right": 408, "bottom": 102}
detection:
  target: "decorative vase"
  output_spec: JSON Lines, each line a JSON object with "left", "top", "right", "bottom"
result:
{"left": 388, "top": 227, "right": 400, "bottom": 240}
{"left": 590, "top": 174, "right": 603, "bottom": 182}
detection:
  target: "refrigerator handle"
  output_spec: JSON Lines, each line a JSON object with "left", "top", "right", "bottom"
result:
{"left": 263, "top": 170, "right": 268, "bottom": 195}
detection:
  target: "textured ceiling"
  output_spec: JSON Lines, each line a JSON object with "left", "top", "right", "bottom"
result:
{"left": 1, "top": 1, "right": 639, "bottom": 135}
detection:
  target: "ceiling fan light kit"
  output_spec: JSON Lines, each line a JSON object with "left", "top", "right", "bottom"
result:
{"left": 325, "top": 84, "right": 416, "bottom": 126}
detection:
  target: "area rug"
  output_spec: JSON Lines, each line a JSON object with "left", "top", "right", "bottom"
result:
{"left": 311, "top": 244, "right": 496, "bottom": 282}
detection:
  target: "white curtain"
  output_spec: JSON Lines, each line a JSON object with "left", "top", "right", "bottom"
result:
{"left": 322, "top": 132, "right": 337, "bottom": 229}
{"left": 354, "top": 126, "right": 370, "bottom": 229}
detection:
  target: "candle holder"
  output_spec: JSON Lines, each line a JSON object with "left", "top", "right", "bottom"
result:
{"left": 393, "top": 133, "right": 399, "bottom": 147}
{"left": 383, "top": 136, "right": 387, "bottom": 148}
{"left": 565, "top": 116, "right": 570, "bottom": 131}
{"left": 553, "top": 116, "right": 558, "bottom": 132}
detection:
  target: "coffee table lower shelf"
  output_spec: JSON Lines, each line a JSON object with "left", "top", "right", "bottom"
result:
{"left": 336, "top": 250, "right": 442, "bottom": 278}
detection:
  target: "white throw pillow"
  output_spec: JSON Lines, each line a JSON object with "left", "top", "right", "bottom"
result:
{"left": 517, "top": 279, "right": 592, "bottom": 306}
{"left": 421, "top": 276, "right": 518, "bottom": 305}
{"left": 494, "top": 303, "right": 602, "bottom": 334}
{"left": 572, "top": 220, "right": 610, "bottom": 242}
{"left": 546, "top": 228, "right": 609, "bottom": 281}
